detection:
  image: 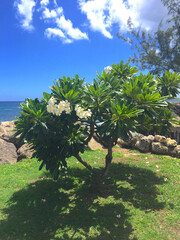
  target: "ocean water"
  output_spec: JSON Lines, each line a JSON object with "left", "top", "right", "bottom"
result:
{"left": 0, "top": 101, "right": 22, "bottom": 122}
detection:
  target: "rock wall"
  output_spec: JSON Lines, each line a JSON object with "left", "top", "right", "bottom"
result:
{"left": 0, "top": 121, "right": 34, "bottom": 165}
{"left": 117, "top": 132, "right": 180, "bottom": 158}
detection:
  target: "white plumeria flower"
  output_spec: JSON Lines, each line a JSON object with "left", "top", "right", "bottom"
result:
{"left": 66, "top": 107, "right": 71, "bottom": 114}
{"left": 58, "top": 102, "right": 65, "bottom": 109}
{"left": 116, "top": 214, "right": 121, "bottom": 218}
{"left": 104, "top": 66, "right": 112, "bottom": 73}
{"left": 47, "top": 104, "right": 52, "bottom": 113}
{"left": 48, "top": 97, "right": 56, "bottom": 105}
{"left": 51, "top": 104, "right": 57, "bottom": 114}
{"left": 87, "top": 109, "right": 92, "bottom": 117}
{"left": 47, "top": 99, "right": 71, "bottom": 116}
{"left": 55, "top": 108, "right": 62, "bottom": 116}
{"left": 75, "top": 105, "right": 92, "bottom": 119}
{"left": 47, "top": 104, "right": 56, "bottom": 114}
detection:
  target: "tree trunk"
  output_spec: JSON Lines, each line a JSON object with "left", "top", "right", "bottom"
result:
{"left": 89, "top": 172, "right": 104, "bottom": 193}
{"left": 90, "top": 139, "right": 113, "bottom": 193}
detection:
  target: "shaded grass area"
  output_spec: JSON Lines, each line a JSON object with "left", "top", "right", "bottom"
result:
{"left": 0, "top": 150, "right": 180, "bottom": 240}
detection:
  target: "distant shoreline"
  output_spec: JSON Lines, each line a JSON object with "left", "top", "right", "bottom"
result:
{"left": 0, "top": 102, "right": 22, "bottom": 122}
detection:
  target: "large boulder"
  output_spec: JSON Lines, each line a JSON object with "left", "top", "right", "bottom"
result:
{"left": 165, "top": 138, "right": 177, "bottom": 148}
{"left": 152, "top": 142, "right": 169, "bottom": 155}
{"left": 0, "top": 121, "right": 21, "bottom": 147}
{"left": 170, "top": 145, "right": 180, "bottom": 158}
{"left": 130, "top": 132, "right": 144, "bottom": 147}
{"left": 117, "top": 138, "right": 131, "bottom": 148}
{"left": 0, "top": 125, "right": 6, "bottom": 137}
{"left": 135, "top": 135, "right": 154, "bottom": 153}
{"left": 88, "top": 137, "right": 104, "bottom": 150}
{"left": 154, "top": 135, "right": 166, "bottom": 144}
{"left": 17, "top": 144, "right": 34, "bottom": 161}
{"left": 0, "top": 138, "right": 18, "bottom": 165}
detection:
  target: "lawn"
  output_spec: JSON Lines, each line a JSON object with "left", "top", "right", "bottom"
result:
{"left": 0, "top": 149, "right": 180, "bottom": 240}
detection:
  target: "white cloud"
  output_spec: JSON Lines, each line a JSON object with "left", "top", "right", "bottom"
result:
{"left": 41, "top": 7, "right": 59, "bottom": 19}
{"left": 14, "top": 0, "right": 168, "bottom": 42}
{"left": 79, "top": 0, "right": 112, "bottom": 38}
{"left": 15, "top": 0, "right": 36, "bottom": 30}
{"left": 40, "top": 0, "right": 49, "bottom": 6}
{"left": 41, "top": 3, "right": 88, "bottom": 43}
{"left": 45, "top": 28, "right": 73, "bottom": 44}
{"left": 14, "top": 0, "right": 88, "bottom": 43}
{"left": 56, "top": 15, "right": 88, "bottom": 40}
{"left": 78, "top": 0, "right": 169, "bottom": 38}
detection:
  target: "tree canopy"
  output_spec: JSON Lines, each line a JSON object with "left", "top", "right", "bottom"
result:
{"left": 117, "top": 0, "right": 180, "bottom": 75}
{"left": 14, "top": 61, "right": 179, "bottom": 192}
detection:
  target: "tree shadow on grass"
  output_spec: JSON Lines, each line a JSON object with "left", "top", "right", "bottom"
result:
{"left": 0, "top": 162, "right": 166, "bottom": 240}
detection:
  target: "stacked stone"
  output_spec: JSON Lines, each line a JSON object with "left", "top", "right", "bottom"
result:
{"left": 0, "top": 121, "right": 33, "bottom": 165}
{"left": 117, "top": 132, "right": 180, "bottom": 158}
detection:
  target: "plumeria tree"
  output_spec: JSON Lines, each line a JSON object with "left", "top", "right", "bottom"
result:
{"left": 14, "top": 61, "right": 177, "bottom": 192}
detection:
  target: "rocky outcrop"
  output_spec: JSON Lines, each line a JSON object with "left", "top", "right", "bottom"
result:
{"left": 0, "top": 121, "right": 21, "bottom": 148}
{"left": 0, "top": 138, "right": 18, "bottom": 165}
{"left": 0, "top": 121, "right": 33, "bottom": 165}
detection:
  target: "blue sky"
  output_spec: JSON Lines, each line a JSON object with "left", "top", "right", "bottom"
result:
{"left": 0, "top": 0, "right": 168, "bottom": 101}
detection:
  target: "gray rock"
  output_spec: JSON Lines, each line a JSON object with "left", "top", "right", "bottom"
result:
{"left": 130, "top": 132, "right": 144, "bottom": 147}
{"left": 135, "top": 136, "right": 152, "bottom": 153}
{"left": 146, "top": 135, "right": 155, "bottom": 142}
{"left": 170, "top": 145, "right": 180, "bottom": 158}
{"left": 0, "top": 121, "right": 21, "bottom": 148}
{"left": 152, "top": 142, "right": 169, "bottom": 155}
{"left": 0, "top": 125, "right": 6, "bottom": 137}
{"left": 17, "top": 144, "right": 34, "bottom": 161}
{"left": 165, "top": 138, "right": 177, "bottom": 148}
{"left": 0, "top": 138, "right": 17, "bottom": 165}
{"left": 117, "top": 138, "right": 131, "bottom": 148}
{"left": 154, "top": 135, "right": 166, "bottom": 143}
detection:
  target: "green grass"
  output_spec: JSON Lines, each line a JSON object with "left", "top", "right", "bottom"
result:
{"left": 0, "top": 149, "right": 180, "bottom": 240}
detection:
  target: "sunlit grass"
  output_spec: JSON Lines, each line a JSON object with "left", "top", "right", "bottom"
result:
{"left": 0, "top": 149, "right": 180, "bottom": 240}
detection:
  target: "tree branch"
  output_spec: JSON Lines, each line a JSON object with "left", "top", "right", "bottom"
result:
{"left": 75, "top": 153, "right": 100, "bottom": 174}
{"left": 85, "top": 121, "right": 95, "bottom": 144}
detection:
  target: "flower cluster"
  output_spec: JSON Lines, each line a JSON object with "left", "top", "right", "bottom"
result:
{"left": 47, "top": 97, "right": 92, "bottom": 119}
{"left": 104, "top": 66, "right": 112, "bottom": 73}
{"left": 47, "top": 97, "right": 71, "bottom": 116}
{"left": 75, "top": 105, "right": 92, "bottom": 119}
